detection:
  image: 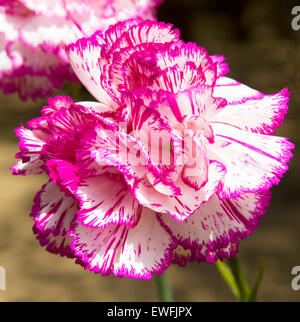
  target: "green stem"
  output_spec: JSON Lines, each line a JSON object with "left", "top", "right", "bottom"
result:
{"left": 156, "top": 271, "right": 174, "bottom": 302}
{"left": 227, "top": 257, "right": 250, "bottom": 301}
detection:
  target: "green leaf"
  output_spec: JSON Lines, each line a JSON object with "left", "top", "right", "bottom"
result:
{"left": 216, "top": 256, "right": 265, "bottom": 302}
{"left": 246, "top": 260, "right": 264, "bottom": 302}
{"left": 227, "top": 257, "right": 250, "bottom": 301}
{"left": 215, "top": 260, "right": 240, "bottom": 300}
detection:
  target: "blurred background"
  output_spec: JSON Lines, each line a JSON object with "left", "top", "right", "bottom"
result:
{"left": 0, "top": 0, "right": 299, "bottom": 301}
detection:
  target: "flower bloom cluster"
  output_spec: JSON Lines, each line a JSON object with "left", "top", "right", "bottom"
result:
{"left": 12, "top": 19, "right": 294, "bottom": 279}
{"left": 0, "top": 0, "right": 161, "bottom": 100}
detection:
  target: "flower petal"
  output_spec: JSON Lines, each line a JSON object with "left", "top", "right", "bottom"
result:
{"left": 19, "top": 0, "right": 67, "bottom": 16}
{"left": 104, "top": 19, "right": 180, "bottom": 59}
{"left": 19, "top": 15, "right": 82, "bottom": 50}
{"left": 159, "top": 191, "right": 271, "bottom": 264}
{"left": 68, "top": 33, "right": 116, "bottom": 105}
{"left": 213, "top": 76, "right": 262, "bottom": 104}
{"left": 15, "top": 124, "right": 48, "bottom": 157}
{"left": 71, "top": 173, "right": 142, "bottom": 229}
{"left": 101, "top": 20, "right": 181, "bottom": 104}
{"left": 0, "top": 34, "right": 13, "bottom": 76}
{"left": 156, "top": 85, "right": 226, "bottom": 125}
{"left": 1, "top": 40, "right": 76, "bottom": 100}
{"left": 132, "top": 160, "right": 225, "bottom": 221}
{"left": 210, "top": 55, "right": 229, "bottom": 78}
{"left": 69, "top": 207, "right": 176, "bottom": 279}
{"left": 212, "top": 88, "right": 290, "bottom": 134}
{"left": 11, "top": 156, "right": 44, "bottom": 175}
{"left": 152, "top": 42, "right": 217, "bottom": 90}
{"left": 208, "top": 123, "right": 294, "bottom": 198}
{"left": 47, "top": 104, "right": 98, "bottom": 134}
{"left": 171, "top": 245, "right": 194, "bottom": 266}
{"left": 41, "top": 96, "right": 75, "bottom": 117}
{"left": 31, "top": 181, "right": 78, "bottom": 236}
{"left": 33, "top": 224, "right": 75, "bottom": 258}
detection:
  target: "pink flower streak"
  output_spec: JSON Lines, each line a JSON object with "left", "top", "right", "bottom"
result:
{"left": 0, "top": 0, "right": 162, "bottom": 100}
{"left": 12, "top": 19, "right": 294, "bottom": 279}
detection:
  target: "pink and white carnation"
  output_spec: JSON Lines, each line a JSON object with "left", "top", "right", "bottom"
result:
{"left": 11, "top": 19, "right": 294, "bottom": 279}
{"left": 0, "top": 0, "right": 161, "bottom": 100}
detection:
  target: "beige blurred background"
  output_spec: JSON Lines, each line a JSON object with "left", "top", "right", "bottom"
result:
{"left": 0, "top": 0, "right": 299, "bottom": 301}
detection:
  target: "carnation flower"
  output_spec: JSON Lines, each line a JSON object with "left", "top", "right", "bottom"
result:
{"left": 0, "top": 0, "right": 161, "bottom": 100}
{"left": 11, "top": 19, "right": 294, "bottom": 279}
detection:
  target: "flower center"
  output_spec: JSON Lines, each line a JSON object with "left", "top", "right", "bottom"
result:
{"left": 174, "top": 116, "right": 214, "bottom": 144}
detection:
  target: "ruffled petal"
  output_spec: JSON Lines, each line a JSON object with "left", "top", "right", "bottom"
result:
{"left": 46, "top": 159, "right": 80, "bottom": 196}
{"left": 68, "top": 34, "right": 115, "bottom": 105}
{"left": 69, "top": 207, "right": 176, "bottom": 279}
{"left": 1, "top": 2, "right": 163, "bottom": 100}
{"left": 76, "top": 122, "right": 155, "bottom": 185}
{"left": 70, "top": 173, "right": 142, "bottom": 229}
{"left": 213, "top": 76, "right": 262, "bottom": 104}
{"left": 171, "top": 245, "right": 194, "bottom": 266}
{"left": 212, "top": 88, "right": 290, "bottom": 134}
{"left": 15, "top": 124, "right": 48, "bottom": 157}
{"left": 47, "top": 104, "right": 99, "bottom": 134}
{"left": 11, "top": 123, "right": 49, "bottom": 175}
{"left": 31, "top": 181, "right": 78, "bottom": 236}
{"left": 41, "top": 95, "right": 75, "bottom": 117}
{"left": 19, "top": 15, "right": 82, "bottom": 51}
{"left": 46, "top": 152, "right": 142, "bottom": 230}
{"left": 132, "top": 160, "right": 226, "bottom": 221}
{"left": 100, "top": 18, "right": 143, "bottom": 54}
{"left": 181, "top": 139, "right": 209, "bottom": 191}
{"left": 19, "top": 0, "right": 67, "bottom": 16}
{"left": 33, "top": 224, "right": 75, "bottom": 258}
{"left": 210, "top": 55, "right": 229, "bottom": 78}
{"left": 11, "top": 156, "right": 44, "bottom": 175}
{"left": 155, "top": 85, "right": 226, "bottom": 125}
{"left": 104, "top": 19, "right": 180, "bottom": 59}
{"left": 67, "top": 2, "right": 160, "bottom": 36}
{"left": 0, "top": 35, "right": 13, "bottom": 76}
{"left": 207, "top": 123, "right": 294, "bottom": 198}
{"left": 0, "top": 69, "right": 58, "bottom": 101}
{"left": 159, "top": 191, "right": 271, "bottom": 264}
{"left": 150, "top": 42, "right": 217, "bottom": 91}
{"left": 76, "top": 101, "right": 115, "bottom": 116}
{"left": 99, "top": 20, "right": 180, "bottom": 104}
{"left": 1, "top": 41, "right": 76, "bottom": 100}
